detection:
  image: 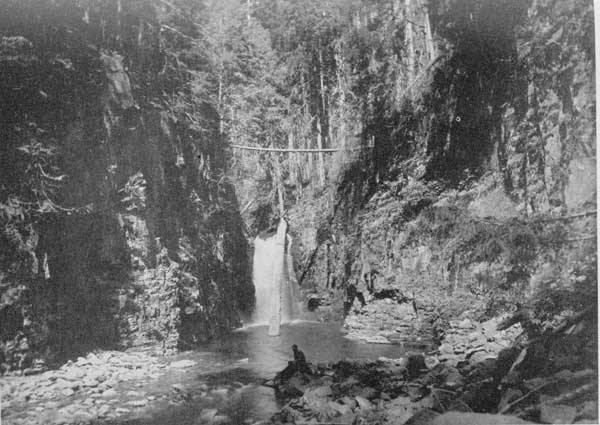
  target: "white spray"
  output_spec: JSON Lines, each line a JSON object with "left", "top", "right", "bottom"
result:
{"left": 251, "top": 219, "right": 301, "bottom": 335}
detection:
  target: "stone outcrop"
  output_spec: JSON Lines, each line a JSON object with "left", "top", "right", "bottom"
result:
{"left": 0, "top": 1, "right": 253, "bottom": 373}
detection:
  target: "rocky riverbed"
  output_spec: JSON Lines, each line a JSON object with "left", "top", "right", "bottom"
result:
{"left": 0, "top": 350, "right": 268, "bottom": 425}
{"left": 270, "top": 312, "right": 598, "bottom": 425}
{"left": 1, "top": 309, "right": 596, "bottom": 425}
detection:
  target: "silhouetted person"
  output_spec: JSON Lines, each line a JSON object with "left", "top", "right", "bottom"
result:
{"left": 292, "top": 344, "right": 305, "bottom": 363}
{"left": 344, "top": 282, "right": 367, "bottom": 315}
{"left": 292, "top": 344, "right": 310, "bottom": 374}
{"left": 363, "top": 268, "right": 380, "bottom": 293}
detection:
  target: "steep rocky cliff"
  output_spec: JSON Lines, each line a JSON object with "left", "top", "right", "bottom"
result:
{"left": 0, "top": 0, "right": 253, "bottom": 372}
{"left": 290, "top": 0, "right": 596, "bottom": 341}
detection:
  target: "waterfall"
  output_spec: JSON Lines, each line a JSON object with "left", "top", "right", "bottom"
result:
{"left": 251, "top": 219, "right": 301, "bottom": 334}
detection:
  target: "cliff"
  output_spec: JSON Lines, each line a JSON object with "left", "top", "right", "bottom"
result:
{"left": 289, "top": 0, "right": 596, "bottom": 341}
{"left": 0, "top": 0, "right": 253, "bottom": 373}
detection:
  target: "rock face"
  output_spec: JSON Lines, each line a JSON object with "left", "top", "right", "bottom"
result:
{"left": 0, "top": 1, "right": 253, "bottom": 372}
{"left": 288, "top": 2, "right": 595, "bottom": 373}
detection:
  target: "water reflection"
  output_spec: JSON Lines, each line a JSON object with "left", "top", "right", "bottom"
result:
{"left": 215, "top": 321, "right": 407, "bottom": 377}
{"left": 114, "top": 321, "right": 413, "bottom": 424}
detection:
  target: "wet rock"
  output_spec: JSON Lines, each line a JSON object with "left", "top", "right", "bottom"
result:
{"left": 365, "top": 335, "right": 392, "bottom": 344}
{"left": 307, "top": 297, "right": 321, "bottom": 311}
{"left": 430, "top": 412, "right": 534, "bottom": 425}
{"left": 328, "top": 400, "right": 353, "bottom": 416}
{"left": 115, "top": 407, "right": 130, "bottom": 415}
{"left": 310, "top": 385, "right": 333, "bottom": 398}
{"left": 497, "top": 388, "right": 522, "bottom": 412}
{"left": 458, "top": 319, "right": 473, "bottom": 329}
{"left": 200, "top": 408, "right": 218, "bottom": 422}
{"left": 212, "top": 415, "right": 231, "bottom": 424}
{"left": 61, "top": 388, "right": 75, "bottom": 397}
{"left": 424, "top": 356, "right": 440, "bottom": 370}
{"left": 540, "top": 403, "right": 577, "bottom": 424}
{"left": 403, "top": 408, "right": 439, "bottom": 425}
{"left": 97, "top": 404, "right": 112, "bottom": 417}
{"left": 407, "top": 385, "right": 427, "bottom": 402}
{"left": 82, "top": 378, "right": 100, "bottom": 387}
{"left": 339, "top": 396, "right": 357, "bottom": 409}
{"left": 386, "top": 396, "right": 430, "bottom": 425}
{"left": 63, "top": 368, "right": 86, "bottom": 381}
{"left": 83, "top": 397, "right": 96, "bottom": 405}
{"left": 72, "top": 410, "right": 95, "bottom": 422}
{"left": 578, "top": 400, "right": 598, "bottom": 421}
{"left": 45, "top": 401, "right": 60, "bottom": 409}
{"left": 359, "top": 386, "right": 378, "bottom": 400}
{"left": 442, "top": 370, "right": 464, "bottom": 390}
{"left": 439, "top": 343, "right": 453, "bottom": 355}
{"left": 169, "top": 359, "right": 197, "bottom": 369}
{"left": 102, "top": 388, "right": 118, "bottom": 397}
{"left": 355, "top": 395, "right": 373, "bottom": 410}
{"left": 279, "top": 376, "right": 306, "bottom": 398}
{"left": 88, "top": 370, "right": 106, "bottom": 382}
{"left": 171, "top": 383, "right": 186, "bottom": 392}
{"left": 127, "top": 399, "right": 148, "bottom": 407}
{"left": 211, "top": 387, "right": 229, "bottom": 398}
{"left": 339, "top": 375, "right": 360, "bottom": 392}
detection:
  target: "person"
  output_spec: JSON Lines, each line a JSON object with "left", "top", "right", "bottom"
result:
{"left": 292, "top": 344, "right": 305, "bottom": 364}
{"left": 292, "top": 344, "right": 311, "bottom": 374}
{"left": 344, "top": 282, "right": 366, "bottom": 316}
{"left": 363, "top": 267, "right": 380, "bottom": 293}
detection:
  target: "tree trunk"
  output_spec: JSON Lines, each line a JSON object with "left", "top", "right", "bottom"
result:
{"left": 326, "top": 243, "right": 331, "bottom": 288}
{"left": 335, "top": 47, "right": 347, "bottom": 148}
{"left": 406, "top": 0, "right": 415, "bottom": 82}
{"left": 218, "top": 77, "right": 223, "bottom": 135}
{"left": 217, "top": 16, "right": 224, "bottom": 135}
{"left": 273, "top": 151, "right": 285, "bottom": 215}
{"left": 423, "top": 3, "right": 436, "bottom": 61}
{"left": 316, "top": 119, "right": 326, "bottom": 186}
{"left": 301, "top": 72, "right": 313, "bottom": 181}
{"left": 318, "top": 46, "right": 327, "bottom": 114}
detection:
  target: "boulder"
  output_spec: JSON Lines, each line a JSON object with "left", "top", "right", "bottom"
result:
{"left": 127, "top": 399, "right": 148, "bottom": 407}
{"left": 430, "top": 412, "right": 534, "bottom": 425}
{"left": 540, "top": 403, "right": 577, "bottom": 424}
{"left": 72, "top": 410, "right": 95, "bottom": 422}
{"left": 101, "top": 388, "right": 118, "bottom": 398}
{"left": 61, "top": 388, "right": 75, "bottom": 397}
{"left": 63, "top": 368, "right": 86, "bottom": 380}
{"left": 328, "top": 401, "right": 353, "bottom": 416}
{"left": 97, "top": 404, "right": 112, "bottom": 417}
{"left": 212, "top": 415, "right": 231, "bottom": 424}
{"left": 442, "top": 370, "right": 464, "bottom": 390}
{"left": 82, "top": 378, "right": 100, "bottom": 387}
{"left": 168, "top": 359, "right": 197, "bottom": 369}
{"left": 355, "top": 395, "right": 373, "bottom": 411}
{"left": 199, "top": 408, "right": 218, "bottom": 422}
{"left": 458, "top": 319, "right": 473, "bottom": 329}
{"left": 310, "top": 385, "right": 333, "bottom": 398}
{"left": 360, "top": 386, "right": 379, "bottom": 400}
{"left": 497, "top": 388, "right": 523, "bottom": 412}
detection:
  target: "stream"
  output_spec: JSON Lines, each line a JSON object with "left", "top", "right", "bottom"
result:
{"left": 107, "top": 223, "right": 423, "bottom": 424}
{"left": 109, "top": 321, "right": 415, "bottom": 425}
{"left": 4, "top": 225, "right": 428, "bottom": 425}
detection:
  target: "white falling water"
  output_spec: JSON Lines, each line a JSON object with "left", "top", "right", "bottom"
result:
{"left": 251, "top": 219, "right": 301, "bottom": 332}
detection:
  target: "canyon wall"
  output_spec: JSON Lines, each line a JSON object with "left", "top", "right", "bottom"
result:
{"left": 0, "top": 1, "right": 253, "bottom": 372}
